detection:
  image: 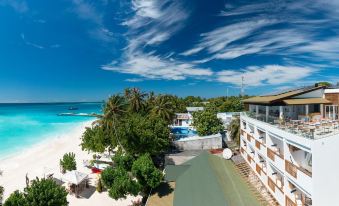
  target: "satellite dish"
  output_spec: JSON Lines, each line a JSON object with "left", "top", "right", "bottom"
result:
{"left": 222, "top": 148, "right": 233, "bottom": 160}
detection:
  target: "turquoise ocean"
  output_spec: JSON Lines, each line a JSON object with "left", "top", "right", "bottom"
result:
{"left": 0, "top": 103, "right": 102, "bottom": 159}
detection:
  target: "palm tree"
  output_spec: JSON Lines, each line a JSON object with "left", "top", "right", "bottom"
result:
{"left": 228, "top": 117, "right": 240, "bottom": 146}
{"left": 102, "top": 95, "right": 127, "bottom": 151}
{"left": 151, "top": 95, "right": 175, "bottom": 123}
{"left": 128, "top": 88, "right": 146, "bottom": 112}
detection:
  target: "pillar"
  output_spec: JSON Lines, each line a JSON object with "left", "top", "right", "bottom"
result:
{"left": 305, "top": 105, "right": 309, "bottom": 115}
{"left": 279, "top": 106, "right": 284, "bottom": 120}
{"left": 266, "top": 106, "right": 269, "bottom": 122}
{"left": 320, "top": 104, "right": 324, "bottom": 118}
{"left": 256, "top": 105, "right": 259, "bottom": 117}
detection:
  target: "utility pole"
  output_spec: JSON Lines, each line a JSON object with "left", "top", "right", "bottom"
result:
{"left": 241, "top": 76, "right": 245, "bottom": 97}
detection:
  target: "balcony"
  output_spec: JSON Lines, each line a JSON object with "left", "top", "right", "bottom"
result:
{"left": 286, "top": 145, "right": 312, "bottom": 178}
{"left": 243, "top": 111, "right": 339, "bottom": 140}
{"left": 286, "top": 181, "right": 312, "bottom": 206}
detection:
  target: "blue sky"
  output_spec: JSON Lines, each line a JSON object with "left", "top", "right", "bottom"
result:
{"left": 0, "top": 0, "right": 338, "bottom": 102}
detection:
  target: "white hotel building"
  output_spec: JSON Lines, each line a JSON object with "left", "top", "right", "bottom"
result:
{"left": 240, "top": 85, "right": 339, "bottom": 206}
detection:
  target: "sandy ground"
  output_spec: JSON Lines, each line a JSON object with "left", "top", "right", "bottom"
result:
{"left": 0, "top": 121, "right": 140, "bottom": 206}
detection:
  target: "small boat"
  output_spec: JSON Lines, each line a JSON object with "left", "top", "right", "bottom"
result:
{"left": 68, "top": 107, "right": 78, "bottom": 110}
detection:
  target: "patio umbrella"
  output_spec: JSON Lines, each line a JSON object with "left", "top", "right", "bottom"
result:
{"left": 62, "top": 170, "right": 88, "bottom": 185}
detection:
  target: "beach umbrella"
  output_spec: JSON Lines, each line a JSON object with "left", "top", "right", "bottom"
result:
{"left": 62, "top": 170, "right": 88, "bottom": 185}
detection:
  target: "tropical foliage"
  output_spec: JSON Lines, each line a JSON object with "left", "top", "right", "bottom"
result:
{"left": 0, "top": 185, "right": 4, "bottom": 205}
{"left": 80, "top": 88, "right": 247, "bottom": 200}
{"left": 4, "top": 178, "right": 68, "bottom": 206}
{"left": 59, "top": 152, "right": 77, "bottom": 173}
{"left": 228, "top": 117, "right": 241, "bottom": 146}
{"left": 192, "top": 109, "right": 224, "bottom": 136}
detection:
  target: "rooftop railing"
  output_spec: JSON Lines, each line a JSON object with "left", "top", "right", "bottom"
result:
{"left": 242, "top": 112, "right": 339, "bottom": 140}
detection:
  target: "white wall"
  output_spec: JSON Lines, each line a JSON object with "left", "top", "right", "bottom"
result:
{"left": 312, "top": 134, "right": 339, "bottom": 206}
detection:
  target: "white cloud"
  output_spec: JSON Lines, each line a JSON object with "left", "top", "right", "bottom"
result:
{"left": 103, "top": 0, "right": 210, "bottom": 81}
{"left": 125, "top": 78, "right": 144, "bottom": 82}
{"left": 217, "top": 65, "right": 315, "bottom": 86}
{"left": 123, "top": 0, "right": 189, "bottom": 49}
{"left": 21, "top": 33, "right": 44, "bottom": 49}
{"left": 181, "top": 19, "right": 277, "bottom": 57}
{"left": 181, "top": 0, "right": 339, "bottom": 69}
{"left": 103, "top": 52, "right": 213, "bottom": 80}
{"left": 70, "top": 0, "right": 114, "bottom": 42}
{"left": 0, "top": 0, "right": 28, "bottom": 13}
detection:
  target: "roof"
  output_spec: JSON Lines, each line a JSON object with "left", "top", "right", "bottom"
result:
{"left": 165, "top": 165, "right": 190, "bottom": 182}
{"left": 62, "top": 170, "right": 88, "bottom": 185}
{"left": 146, "top": 182, "right": 175, "bottom": 206}
{"left": 283, "top": 98, "right": 331, "bottom": 105}
{"left": 186, "top": 107, "right": 204, "bottom": 112}
{"left": 168, "top": 152, "right": 261, "bottom": 206}
{"left": 243, "top": 86, "right": 325, "bottom": 105}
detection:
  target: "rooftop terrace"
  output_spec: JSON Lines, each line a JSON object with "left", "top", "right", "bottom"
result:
{"left": 243, "top": 112, "right": 339, "bottom": 140}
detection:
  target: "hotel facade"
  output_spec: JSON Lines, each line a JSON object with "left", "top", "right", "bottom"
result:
{"left": 240, "top": 85, "right": 339, "bottom": 206}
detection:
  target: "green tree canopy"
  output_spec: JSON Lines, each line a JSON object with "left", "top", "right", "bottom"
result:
{"left": 192, "top": 110, "right": 224, "bottom": 136}
{"left": 4, "top": 178, "right": 68, "bottom": 206}
{"left": 81, "top": 125, "right": 113, "bottom": 153}
{"left": 150, "top": 95, "right": 175, "bottom": 123}
{"left": 112, "top": 150, "right": 134, "bottom": 171}
{"left": 4, "top": 191, "right": 26, "bottom": 206}
{"left": 131, "top": 154, "right": 163, "bottom": 190}
{"left": 107, "top": 167, "right": 141, "bottom": 200}
{"left": 116, "top": 114, "right": 170, "bottom": 156}
{"left": 59, "top": 152, "right": 76, "bottom": 173}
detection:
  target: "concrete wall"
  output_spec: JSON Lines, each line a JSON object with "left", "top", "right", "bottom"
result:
{"left": 173, "top": 134, "right": 222, "bottom": 151}
{"left": 312, "top": 135, "right": 339, "bottom": 206}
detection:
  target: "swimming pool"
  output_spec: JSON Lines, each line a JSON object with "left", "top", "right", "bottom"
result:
{"left": 171, "top": 127, "right": 198, "bottom": 140}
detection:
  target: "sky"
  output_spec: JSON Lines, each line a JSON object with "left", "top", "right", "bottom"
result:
{"left": 0, "top": 0, "right": 339, "bottom": 102}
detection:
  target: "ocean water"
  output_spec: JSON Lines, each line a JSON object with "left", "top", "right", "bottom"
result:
{"left": 0, "top": 102, "right": 102, "bottom": 159}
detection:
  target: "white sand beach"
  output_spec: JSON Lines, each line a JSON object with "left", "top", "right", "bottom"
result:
{"left": 0, "top": 120, "right": 140, "bottom": 206}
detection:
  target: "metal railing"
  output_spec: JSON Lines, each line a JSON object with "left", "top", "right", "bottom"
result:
{"left": 242, "top": 112, "right": 339, "bottom": 140}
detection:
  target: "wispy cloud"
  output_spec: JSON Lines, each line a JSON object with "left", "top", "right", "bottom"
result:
{"left": 217, "top": 65, "right": 315, "bottom": 86}
{"left": 21, "top": 33, "right": 44, "bottom": 49}
{"left": 125, "top": 78, "right": 144, "bottom": 82}
{"left": 103, "top": 0, "right": 213, "bottom": 81}
{"left": 181, "top": 0, "right": 339, "bottom": 69}
{"left": 123, "top": 0, "right": 190, "bottom": 49}
{"left": 103, "top": 52, "right": 213, "bottom": 80}
{"left": 0, "top": 0, "right": 28, "bottom": 13}
{"left": 182, "top": 19, "right": 277, "bottom": 56}
{"left": 103, "top": 0, "right": 338, "bottom": 88}
{"left": 70, "top": 0, "right": 114, "bottom": 42}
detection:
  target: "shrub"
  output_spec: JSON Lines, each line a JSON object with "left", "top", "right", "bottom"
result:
{"left": 59, "top": 152, "right": 76, "bottom": 173}
{"left": 4, "top": 178, "right": 68, "bottom": 206}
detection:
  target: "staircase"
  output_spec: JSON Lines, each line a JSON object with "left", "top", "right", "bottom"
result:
{"left": 232, "top": 154, "right": 280, "bottom": 206}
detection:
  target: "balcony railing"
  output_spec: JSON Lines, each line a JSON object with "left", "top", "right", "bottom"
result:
{"left": 247, "top": 134, "right": 252, "bottom": 142}
{"left": 286, "top": 196, "right": 297, "bottom": 206}
{"left": 285, "top": 160, "right": 312, "bottom": 178}
{"left": 255, "top": 140, "right": 260, "bottom": 149}
{"left": 268, "top": 177, "right": 275, "bottom": 192}
{"left": 242, "top": 112, "right": 339, "bottom": 140}
{"left": 285, "top": 160, "right": 298, "bottom": 178}
{"left": 255, "top": 164, "right": 261, "bottom": 175}
{"left": 267, "top": 148, "right": 275, "bottom": 161}
{"left": 247, "top": 154, "right": 252, "bottom": 163}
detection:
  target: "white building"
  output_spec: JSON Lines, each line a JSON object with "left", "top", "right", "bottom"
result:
{"left": 173, "top": 107, "right": 204, "bottom": 127}
{"left": 217, "top": 112, "right": 240, "bottom": 127}
{"left": 240, "top": 85, "right": 339, "bottom": 206}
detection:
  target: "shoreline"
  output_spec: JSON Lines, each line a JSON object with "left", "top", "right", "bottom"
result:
{"left": 0, "top": 120, "right": 94, "bottom": 162}
{"left": 0, "top": 120, "right": 94, "bottom": 197}
{"left": 0, "top": 119, "right": 139, "bottom": 205}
